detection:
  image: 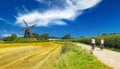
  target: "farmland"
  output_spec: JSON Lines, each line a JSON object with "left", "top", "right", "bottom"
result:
{"left": 0, "top": 42, "right": 62, "bottom": 69}
{"left": 0, "top": 42, "right": 111, "bottom": 69}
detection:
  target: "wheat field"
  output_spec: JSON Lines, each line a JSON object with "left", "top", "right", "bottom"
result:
{"left": 0, "top": 42, "right": 62, "bottom": 69}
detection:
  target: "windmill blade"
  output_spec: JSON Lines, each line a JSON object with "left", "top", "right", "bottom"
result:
{"left": 30, "top": 24, "right": 37, "bottom": 29}
{"left": 23, "top": 20, "right": 29, "bottom": 27}
{"left": 20, "top": 28, "right": 26, "bottom": 32}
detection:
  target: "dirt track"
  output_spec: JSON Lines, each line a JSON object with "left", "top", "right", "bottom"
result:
{"left": 76, "top": 43, "right": 120, "bottom": 69}
{"left": 0, "top": 43, "right": 61, "bottom": 69}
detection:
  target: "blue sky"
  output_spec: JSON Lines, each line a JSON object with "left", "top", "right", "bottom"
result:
{"left": 0, "top": 0, "right": 120, "bottom": 38}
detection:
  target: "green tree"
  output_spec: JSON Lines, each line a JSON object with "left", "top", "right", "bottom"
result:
{"left": 32, "top": 33, "right": 40, "bottom": 40}
{"left": 80, "top": 36, "right": 84, "bottom": 38}
{"left": 62, "top": 34, "right": 71, "bottom": 39}
{"left": 11, "top": 33, "right": 17, "bottom": 41}
{"left": 2, "top": 36, "right": 11, "bottom": 41}
{"left": 41, "top": 33, "right": 49, "bottom": 40}
{"left": 102, "top": 33, "right": 107, "bottom": 35}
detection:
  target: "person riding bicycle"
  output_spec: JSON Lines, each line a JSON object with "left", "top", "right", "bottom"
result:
{"left": 100, "top": 38, "right": 104, "bottom": 50}
{"left": 91, "top": 38, "right": 96, "bottom": 50}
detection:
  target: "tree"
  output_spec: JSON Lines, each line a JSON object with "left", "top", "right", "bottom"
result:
{"left": 102, "top": 33, "right": 107, "bottom": 36}
{"left": 80, "top": 36, "right": 84, "bottom": 38}
{"left": 49, "top": 36, "right": 60, "bottom": 39}
{"left": 41, "top": 33, "right": 49, "bottom": 40}
{"left": 2, "top": 36, "right": 11, "bottom": 41}
{"left": 2, "top": 33, "right": 17, "bottom": 41}
{"left": 62, "top": 34, "right": 71, "bottom": 39}
{"left": 32, "top": 33, "right": 40, "bottom": 40}
{"left": 11, "top": 33, "right": 17, "bottom": 41}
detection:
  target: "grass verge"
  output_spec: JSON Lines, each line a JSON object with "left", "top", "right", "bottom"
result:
{"left": 41, "top": 42, "right": 112, "bottom": 69}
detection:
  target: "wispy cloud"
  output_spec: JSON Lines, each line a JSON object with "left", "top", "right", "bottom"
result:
{"left": 0, "top": 30, "right": 22, "bottom": 37}
{"left": 2, "top": 33, "right": 22, "bottom": 37}
{"left": 0, "top": 18, "right": 6, "bottom": 22}
{"left": 0, "top": 17, "right": 13, "bottom": 25}
{"left": 36, "top": 0, "right": 52, "bottom": 6}
{"left": 1, "top": 30, "right": 12, "bottom": 37}
{"left": 15, "top": 0, "right": 102, "bottom": 27}
{"left": 2, "top": 33, "right": 11, "bottom": 37}
{"left": 36, "top": 0, "right": 44, "bottom": 3}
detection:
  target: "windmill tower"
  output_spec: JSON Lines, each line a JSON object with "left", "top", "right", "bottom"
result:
{"left": 22, "top": 20, "right": 36, "bottom": 38}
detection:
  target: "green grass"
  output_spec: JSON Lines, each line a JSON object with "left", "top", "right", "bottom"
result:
{"left": 42, "top": 42, "right": 111, "bottom": 69}
{"left": 3, "top": 38, "right": 50, "bottom": 43}
{"left": 0, "top": 40, "right": 5, "bottom": 43}
{"left": 12, "top": 38, "right": 38, "bottom": 43}
{"left": 54, "top": 43, "right": 111, "bottom": 69}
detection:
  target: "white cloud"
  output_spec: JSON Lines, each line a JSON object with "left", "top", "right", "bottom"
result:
{"left": 36, "top": 0, "right": 44, "bottom": 3}
{"left": 0, "top": 18, "right": 9, "bottom": 24}
{"left": 2, "top": 33, "right": 11, "bottom": 37}
{"left": 0, "top": 18, "right": 2, "bottom": 21}
{"left": 15, "top": 0, "right": 102, "bottom": 27}
{"left": 0, "top": 18, "right": 6, "bottom": 22}
{"left": 36, "top": 0, "right": 52, "bottom": 6}
{"left": 0, "top": 17, "right": 13, "bottom": 25}
{"left": 16, "top": 34, "right": 22, "bottom": 37}
{"left": 0, "top": 30, "right": 22, "bottom": 37}
{"left": 2, "top": 33, "right": 22, "bottom": 37}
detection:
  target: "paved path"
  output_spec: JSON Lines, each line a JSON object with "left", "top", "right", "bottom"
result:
{"left": 76, "top": 43, "right": 120, "bottom": 69}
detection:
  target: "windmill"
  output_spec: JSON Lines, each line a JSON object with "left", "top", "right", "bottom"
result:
{"left": 22, "top": 20, "right": 36, "bottom": 38}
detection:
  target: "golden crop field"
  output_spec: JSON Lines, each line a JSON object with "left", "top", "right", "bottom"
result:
{"left": 0, "top": 42, "right": 62, "bottom": 69}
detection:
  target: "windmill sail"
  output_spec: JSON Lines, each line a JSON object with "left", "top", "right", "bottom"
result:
{"left": 23, "top": 20, "right": 29, "bottom": 27}
{"left": 22, "top": 20, "right": 36, "bottom": 38}
{"left": 30, "top": 24, "right": 37, "bottom": 29}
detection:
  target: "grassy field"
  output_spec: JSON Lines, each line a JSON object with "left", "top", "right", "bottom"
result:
{"left": 44, "top": 42, "right": 111, "bottom": 69}
{"left": 0, "top": 42, "right": 111, "bottom": 69}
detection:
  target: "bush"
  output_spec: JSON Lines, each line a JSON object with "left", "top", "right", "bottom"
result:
{"left": 12, "top": 38, "right": 38, "bottom": 43}
{"left": 73, "top": 34, "right": 120, "bottom": 49}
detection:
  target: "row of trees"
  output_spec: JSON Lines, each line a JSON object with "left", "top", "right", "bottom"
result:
{"left": 2, "top": 33, "right": 72, "bottom": 41}
{"left": 32, "top": 33, "right": 72, "bottom": 40}
{"left": 32, "top": 33, "right": 49, "bottom": 40}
